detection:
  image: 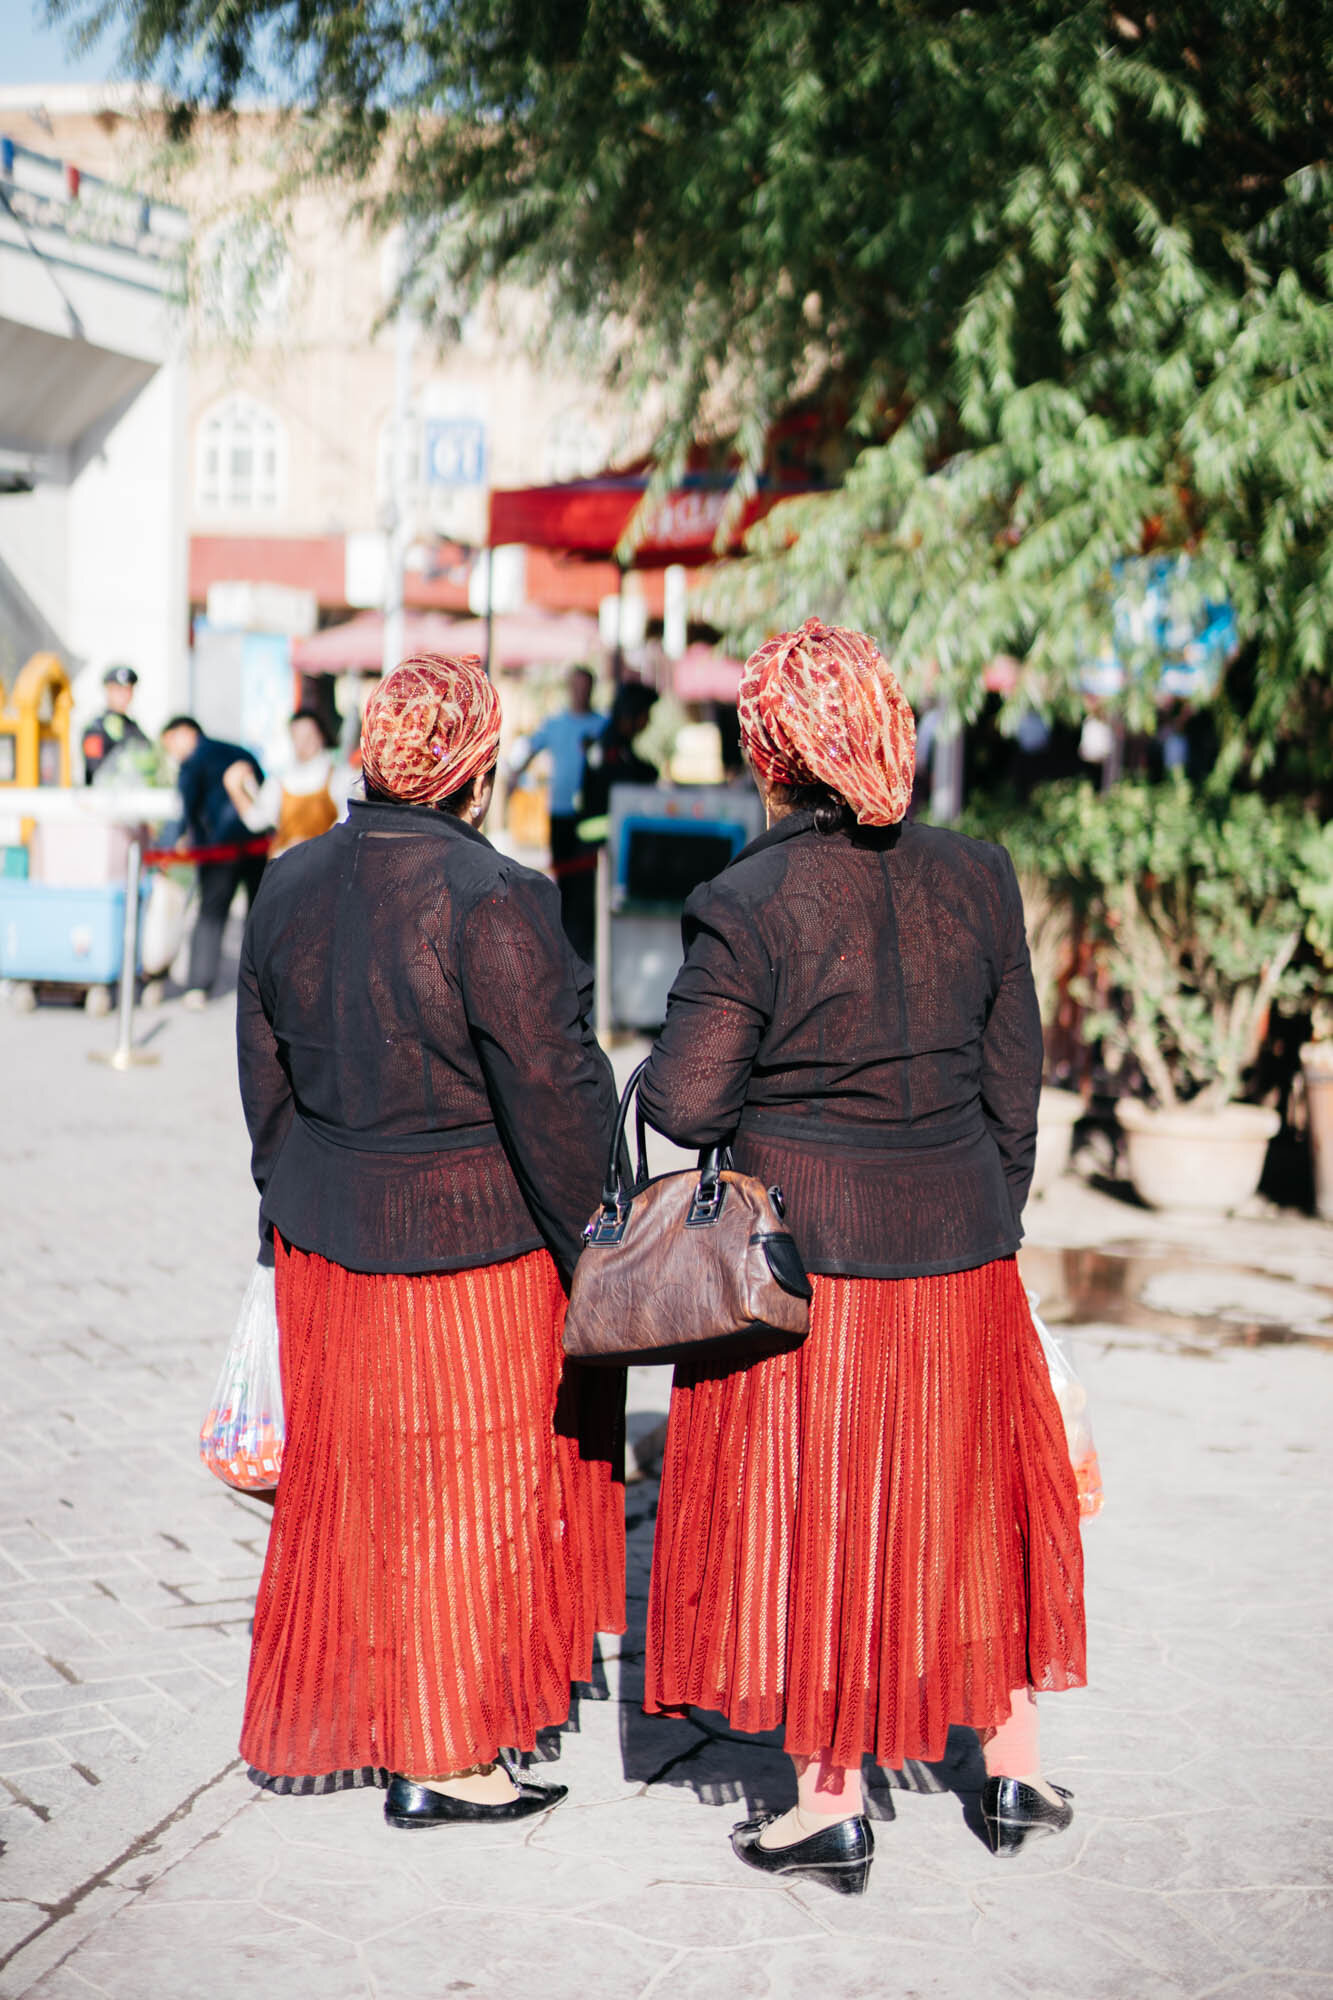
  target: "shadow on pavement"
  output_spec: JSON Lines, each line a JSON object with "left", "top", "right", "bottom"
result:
{"left": 535, "top": 1548, "right": 992, "bottom": 1839}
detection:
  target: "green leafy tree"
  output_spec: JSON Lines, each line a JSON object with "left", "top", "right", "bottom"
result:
{"left": 65, "top": 0, "right": 1333, "bottom": 775}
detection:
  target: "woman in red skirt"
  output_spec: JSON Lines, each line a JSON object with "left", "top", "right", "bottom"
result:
{"left": 638, "top": 619, "right": 1086, "bottom": 1892}
{"left": 236, "top": 655, "right": 624, "bottom": 1830}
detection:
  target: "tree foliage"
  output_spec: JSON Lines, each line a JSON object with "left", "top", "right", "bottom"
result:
{"left": 67, "top": 0, "right": 1333, "bottom": 774}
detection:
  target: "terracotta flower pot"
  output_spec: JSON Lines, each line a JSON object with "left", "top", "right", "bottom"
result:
{"left": 1117, "top": 1099, "right": 1280, "bottom": 1215}
{"left": 1029, "top": 1086, "right": 1083, "bottom": 1198}
{"left": 1300, "top": 1042, "right": 1333, "bottom": 1222}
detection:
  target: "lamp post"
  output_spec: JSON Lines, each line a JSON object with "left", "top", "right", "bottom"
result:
{"left": 383, "top": 233, "right": 418, "bottom": 679}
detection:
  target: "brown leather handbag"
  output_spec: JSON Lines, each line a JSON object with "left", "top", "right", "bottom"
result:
{"left": 563, "top": 1060, "right": 812, "bottom": 1366}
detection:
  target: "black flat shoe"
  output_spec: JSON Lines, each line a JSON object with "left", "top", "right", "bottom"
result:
{"left": 730, "top": 1812, "right": 874, "bottom": 1895}
{"left": 980, "top": 1777, "right": 1074, "bottom": 1857}
{"left": 384, "top": 1770, "right": 568, "bottom": 1829}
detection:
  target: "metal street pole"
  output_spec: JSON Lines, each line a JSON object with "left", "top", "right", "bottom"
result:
{"left": 930, "top": 709, "right": 965, "bottom": 824}
{"left": 1101, "top": 717, "right": 1126, "bottom": 791}
{"left": 482, "top": 543, "right": 494, "bottom": 678}
{"left": 612, "top": 561, "right": 627, "bottom": 685}
{"left": 383, "top": 238, "right": 416, "bottom": 679}
{"left": 89, "top": 836, "right": 158, "bottom": 1071}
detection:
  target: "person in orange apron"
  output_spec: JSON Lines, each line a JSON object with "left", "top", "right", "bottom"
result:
{"left": 236, "top": 709, "right": 347, "bottom": 859}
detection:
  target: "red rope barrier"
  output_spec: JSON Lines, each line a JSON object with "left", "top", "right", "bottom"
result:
{"left": 548, "top": 851, "right": 599, "bottom": 881}
{"left": 141, "top": 836, "right": 272, "bottom": 868}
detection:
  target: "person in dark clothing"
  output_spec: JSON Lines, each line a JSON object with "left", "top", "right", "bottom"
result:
{"left": 510, "top": 666, "right": 605, "bottom": 962}
{"left": 578, "top": 680, "right": 659, "bottom": 822}
{"left": 82, "top": 665, "right": 149, "bottom": 783}
{"left": 235, "top": 653, "right": 623, "bottom": 1829}
{"left": 637, "top": 618, "right": 1085, "bottom": 1895}
{"left": 160, "top": 715, "right": 266, "bottom": 1007}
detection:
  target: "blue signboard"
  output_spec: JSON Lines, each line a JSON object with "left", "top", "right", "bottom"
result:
{"left": 422, "top": 418, "right": 487, "bottom": 489}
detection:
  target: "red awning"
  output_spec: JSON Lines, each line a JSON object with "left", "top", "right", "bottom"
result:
{"left": 488, "top": 475, "right": 812, "bottom": 566}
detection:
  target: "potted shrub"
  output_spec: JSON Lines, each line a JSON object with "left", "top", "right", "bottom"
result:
{"left": 1031, "top": 779, "right": 1315, "bottom": 1214}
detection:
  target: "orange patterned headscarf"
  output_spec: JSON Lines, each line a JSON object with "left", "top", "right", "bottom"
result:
{"left": 360, "top": 655, "right": 502, "bottom": 806}
{"left": 738, "top": 617, "right": 916, "bottom": 826}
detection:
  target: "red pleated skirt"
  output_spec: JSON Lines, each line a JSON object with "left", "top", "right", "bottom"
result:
{"left": 644, "top": 1257, "right": 1086, "bottom": 1770}
{"left": 241, "top": 1243, "right": 625, "bottom": 1785}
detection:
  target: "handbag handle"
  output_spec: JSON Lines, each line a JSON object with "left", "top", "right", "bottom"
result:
{"left": 600, "top": 1058, "right": 652, "bottom": 1211}
{"left": 596, "top": 1060, "right": 732, "bottom": 1221}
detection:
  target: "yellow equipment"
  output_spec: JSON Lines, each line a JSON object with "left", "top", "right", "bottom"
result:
{"left": 0, "top": 653, "right": 74, "bottom": 842}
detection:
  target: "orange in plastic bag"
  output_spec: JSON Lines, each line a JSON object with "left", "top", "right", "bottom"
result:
{"left": 199, "top": 1263, "right": 284, "bottom": 1493}
{"left": 1074, "top": 1450, "right": 1105, "bottom": 1519}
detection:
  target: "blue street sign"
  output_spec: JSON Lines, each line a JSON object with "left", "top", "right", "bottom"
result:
{"left": 422, "top": 418, "right": 487, "bottom": 489}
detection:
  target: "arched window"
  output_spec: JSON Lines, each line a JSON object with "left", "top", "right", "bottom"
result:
{"left": 195, "top": 396, "right": 287, "bottom": 516}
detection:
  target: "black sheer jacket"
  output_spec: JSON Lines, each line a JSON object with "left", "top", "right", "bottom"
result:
{"left": 638, "top": 812, "right": 1043, "bottom": 1280}
{"left": 236, "top": 798, "right": 618, "bottom": 1282}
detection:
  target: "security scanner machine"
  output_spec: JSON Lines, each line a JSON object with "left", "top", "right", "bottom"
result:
{"left": 603, "top": 782, "right": 764, "bottom": 1030}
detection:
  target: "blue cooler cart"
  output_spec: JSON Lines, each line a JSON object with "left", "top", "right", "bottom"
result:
{"left": 0, "top": 879, "right": 148, "bottom": 1015}
{"left": 604, "top": 783, "right": 764, "bottom": 1029}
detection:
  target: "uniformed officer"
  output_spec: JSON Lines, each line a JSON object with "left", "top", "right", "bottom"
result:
{"left": 82, "top": 666, "right": 149, "bottom": 784}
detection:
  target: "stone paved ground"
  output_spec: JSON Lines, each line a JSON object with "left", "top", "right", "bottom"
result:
{"left": 1, "top": 932, "right": 1331, "bottom": 1999}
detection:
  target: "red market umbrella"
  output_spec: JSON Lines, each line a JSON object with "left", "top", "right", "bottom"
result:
{"left": 433, "top": 611, "right": 602, "bottom": 669}
{"left": 673, "top": 643, "right": 744, "bottom": 702}
{"left": 293, "top": 609, "right": 602, "bottom": 675}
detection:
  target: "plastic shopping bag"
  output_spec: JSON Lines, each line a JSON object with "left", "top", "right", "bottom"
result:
{"left": 1027, "top": 1292, "right": 1104, "bottom": 1520}
{"left": 139, "top": 870, "right": 192, "bottom": 980}
{"left": 199, "top": 1262, "right": 284, "bottom": 1492}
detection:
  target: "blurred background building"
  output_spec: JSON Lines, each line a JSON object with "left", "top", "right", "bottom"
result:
{"left": 0, "top": 111, "right": 188, "bottom": 736}
{"left": 0, "top": 84, "right": 693, "bottom": 774}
